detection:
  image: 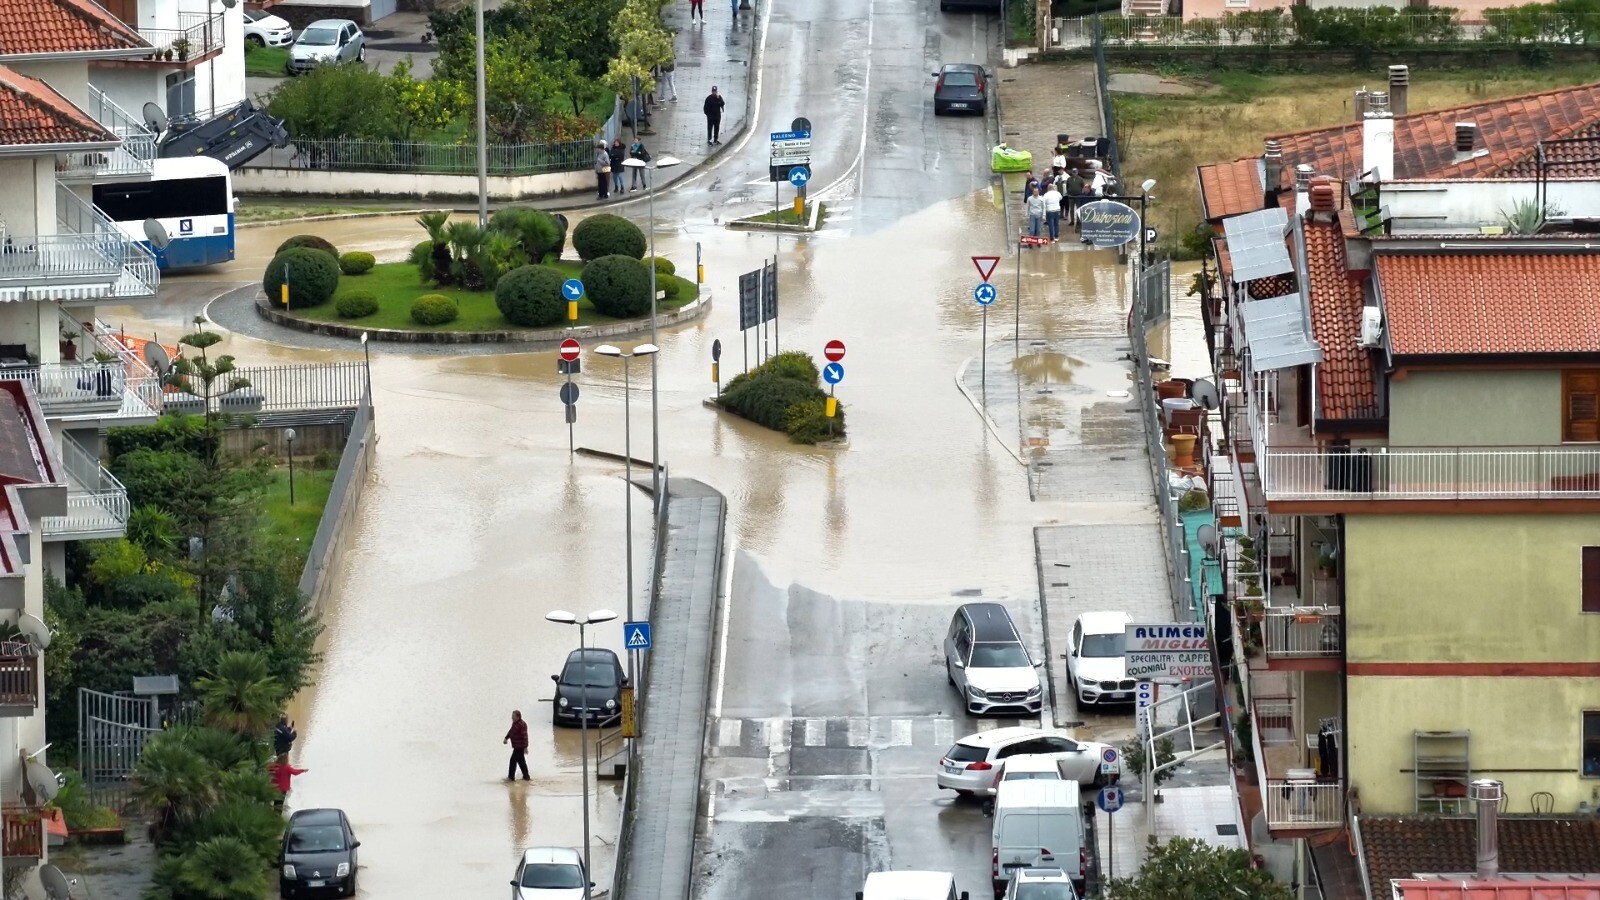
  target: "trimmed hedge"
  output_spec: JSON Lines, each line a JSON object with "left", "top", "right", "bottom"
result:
{"left": 276, "top": 234, "right": 339, "bottom": 262}
{"left": 339, "top": 251, "right": 376, "bottom": 275}
{"left": 335, "top": 291, "right": 378, "bottom": 319}
{"left": 494, "top": 265, "right": 566, "bottom": 328}
{"left": 572, "top": 213, "right": 646, "bottom": 261}
{"left": 647, "top": 255, "right": 676, "bottom": 277}
{"left": 263, "top": 248, "right": 340, "bottom": 309}
{"left": 490, "top": 207, "right": 563, "bottom": 263}
{"left": 717, "top": 351, "right": 843, "bottom": 443}
{"left": 582, "top": 255, "right": 651, "bottom": 318}
{"left": 411, "top": 294, "right": 459, "bottom": 325}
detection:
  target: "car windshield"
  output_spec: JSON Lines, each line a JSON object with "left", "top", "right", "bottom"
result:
{"left": 1016, "top": 883, "right": 1074, "bottom": 900}
{"left": 298, "top": 28, "right": 338, "bottom": 45}
{"left": 945, "top": 743, "right": 988, "bottom": 763}
{"left": 970, "top": 642, "right": 1030, "bottom": 668}
{"left": 520, "top": 863, "right": 584, "bottom": 889}
{"left": 561, "top": 662, "right": 616, "bottom": 687}
{"left": 1080, "top": 632, "right": 1126, "bottom": 658}
{"left": 287, "top": 825, "right": 346, "bottom": 853}
{"left": 943, "top": 72, "right": 979, "bottom": 87}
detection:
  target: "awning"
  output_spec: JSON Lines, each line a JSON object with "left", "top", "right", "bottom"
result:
{"left": 1240, "top": 293, "right": 1323, "bottom": 371}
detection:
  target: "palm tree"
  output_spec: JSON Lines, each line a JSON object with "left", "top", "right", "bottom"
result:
{"left": 132, "top": 734, "right": 215, "bottom": 844}
{"left": 188, "top": 798, "right": 285, "bottom": 862}
{"left": 446, "top": 220, "right": 488, "bottom": 290}
{"left": 173, "top": 835, "right": 272, "bottom": 900}
{"left": 180, "top": 724, "right": 253, "bottom": 773}
{"left": 482, "top": 231, "right": 524, "bottom": 289}
{"left": 416, "top": 210, "right": 454, "bottom": 286}
{"left": 195, "top": 650, "right": 284, "bottom": 736}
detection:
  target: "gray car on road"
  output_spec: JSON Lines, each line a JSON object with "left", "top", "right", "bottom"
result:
{"left": 287, "top": 19, "right": 364, "bottom": 74}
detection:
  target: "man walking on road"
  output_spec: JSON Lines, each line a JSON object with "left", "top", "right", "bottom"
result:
{"left": 504, "top": 709, "right": 530, "bottom": 781}
{"left": 704, "top": 86, "right": 726, "bottom": 144}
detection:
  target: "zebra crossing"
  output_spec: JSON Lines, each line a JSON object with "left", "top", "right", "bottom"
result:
{"left": 709, "top": 714, "right": 1044, "bottom": 757}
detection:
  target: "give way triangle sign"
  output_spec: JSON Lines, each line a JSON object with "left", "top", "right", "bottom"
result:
{"left": 972, "top": 256, "right": 1000, "bottom": 282}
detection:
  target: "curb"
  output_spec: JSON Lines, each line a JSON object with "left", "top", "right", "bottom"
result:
{"left": 726, "top": 200, "right": 825, "bottom": 233}
{"left": 955, "top": 355, "right": 1027, "bottom": 468}
{"left": 253, "top": 290, "right": 712, "bottom": 345}
{"left": 237, "top": 209, "right": 434, "bottom": 230}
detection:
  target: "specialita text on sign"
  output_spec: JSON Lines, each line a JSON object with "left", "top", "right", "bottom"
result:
{"left": 1126, "top": 651, "right": 1212, "bottom": 680}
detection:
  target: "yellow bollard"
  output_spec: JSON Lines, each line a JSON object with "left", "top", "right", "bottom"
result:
{"left": 825, "top": 396, "right": 838, "bottom": 418}
{"left": 567, "top": 300, "right": 578, "bottom": 321}
{"left": 793, "top": 197, "right": 804, "bottom": 218}
{"left": 697, "top": 263, "right": 705, "bottom": 285}
{"left": 280, "top": 284, "right": 289, "bottom": 307}
{"left": 712, "top": 362, "right": 719, "bottom": 383}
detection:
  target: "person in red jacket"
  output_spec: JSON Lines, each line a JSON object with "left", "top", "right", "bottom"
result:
{"left": 504, "top": 710, "right": 530, "bottom": 781}
{"left": 269, "top": 754, "right": 307, "bottom": 811}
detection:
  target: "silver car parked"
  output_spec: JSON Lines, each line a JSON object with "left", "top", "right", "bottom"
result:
{"left": 286, "top": 19, "right": 364, "bottom": 74}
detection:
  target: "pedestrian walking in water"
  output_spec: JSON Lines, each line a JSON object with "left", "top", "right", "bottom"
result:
{"left": 504, "top": 709, "right": 530, "bottom": 781}
{"left": 704, "top": 86, "right": 725, "bottom": 144}
{"left": 1025, "top": 185, "right": 1045, "bottom": 239}
{"left": 269, "top": 754, "right": 307, "bottom": 811}
{"left": 690, "top": 0, "right": 703, "bottom": 21}
{"left": 594, "top": 141, "right": 611, "bottom": 200}
{"left": 730, "top": 0, "right": 738, "bottom": 18}
{"left": 608, "top": 139, "right": 627, "bottom": 195}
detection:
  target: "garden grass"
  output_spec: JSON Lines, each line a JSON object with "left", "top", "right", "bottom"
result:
{"left": 261, "top": 466, "right": 335, "bottom": 567}
{"left": 290, "top": 260, "right": 699, "bottom": 332}
{"left": 737, "top": 203, "right": 827, "bottom": 227}
{"left": 235, "top": 203, "right": 378, "bottom": 224}
{"left": 1112, "top": 63, "right": 1600, "bottom": 256}
{"left": 244, "top": 46, "right": 289, "bottom": 78}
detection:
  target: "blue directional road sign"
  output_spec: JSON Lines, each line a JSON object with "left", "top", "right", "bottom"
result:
{"left": 822, "top": 362, "right": 844, "bottom": 385}
{"left": 770, "top": 129, "right": 812, "bottom": 141}
{"left": 974, "top": 282, "right": 997, "bottom": 306}
{"left": 624, "top": 621, "right": 652, "bottom": 651}
{"left": 562, "top": 279, "right": 585, "bottom": 299}
{"left": 788, "top": 166, "right": 810, "bottom": 188}
{"left": 1097, "top": 786, "right": 1124, "bottom": 814}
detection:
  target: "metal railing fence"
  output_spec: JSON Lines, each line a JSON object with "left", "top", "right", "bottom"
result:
{"left": 247, "top": 137, "right": 594, "bottom": 176}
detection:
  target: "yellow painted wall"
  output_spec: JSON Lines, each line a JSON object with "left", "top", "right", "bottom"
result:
{"left": 1388, "top": 370, "right": 1560, "bottom": 447}
{"left": 1349, "top": 675, "right": 1600, "bottom": 816}
{"left": 1345, "top": 514, "right": 1600, "bottom": 662}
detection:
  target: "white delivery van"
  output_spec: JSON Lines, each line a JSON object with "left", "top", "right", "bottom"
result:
{"left": 857, "top": 870, "right": 970, "bottom": 900}
{"left": 990, "top": 780, "right": 1087, "bottom": 898}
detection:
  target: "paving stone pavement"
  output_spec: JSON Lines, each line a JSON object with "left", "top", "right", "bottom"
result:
{"left": 996, "top": 61, "right": 1104, "bottom": 242}
{"left": 618, "top": 478, "right": 726, "bottom": 900}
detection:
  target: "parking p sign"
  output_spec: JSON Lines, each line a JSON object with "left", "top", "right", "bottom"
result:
{"left": 1096, "top": 786, "right": 1124, "bottom": 814}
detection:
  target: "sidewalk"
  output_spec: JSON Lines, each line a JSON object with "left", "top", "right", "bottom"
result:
{"left": 617, "top": 478, "right": 726, "bottom": 900}
{"left": 995, "top": 62, "right": 1103, "bottom": 243}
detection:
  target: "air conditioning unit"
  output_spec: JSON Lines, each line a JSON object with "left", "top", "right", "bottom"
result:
{"left": 1359, "top": 307, "right": 1383, "bottom": 348}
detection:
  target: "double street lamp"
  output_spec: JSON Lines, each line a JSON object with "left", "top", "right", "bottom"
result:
{"left": 544, "top": 608, "right": 618, "bottom": 900}
{"left": 592, "top": 343, "right": 658, "bottom": 691}
{"left": 620, "top": 155, "right": 682, "bottom": 509}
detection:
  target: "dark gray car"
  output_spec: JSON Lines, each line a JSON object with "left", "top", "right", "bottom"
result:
{"left": 932, "top": 63, "right": 988, "bottom": 116}
{"left": 550, "top": 648, "right": 626, "bottom": 727}
{"left": 280, "top": 808, "right": 359, "bottom": 898}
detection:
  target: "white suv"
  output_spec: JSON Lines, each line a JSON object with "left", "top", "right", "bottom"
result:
{"left": 943, "top": 603, "right": 1043, "bottom": 716}
{"left": 1065, "top": 611, "right": 1135, "bottom": 709}
{"left": 936, "top": 727, "right": 1119, "bottom": 796}
{"left": 1002, "top": 867, "right": 1078, "bottom": 900}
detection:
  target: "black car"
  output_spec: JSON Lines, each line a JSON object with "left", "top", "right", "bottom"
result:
{"left": 550, "top": 648, "right": 626, "bottom": 727}
{"left": 280, "top": 808, "right": 359, "bottom": 898}
{"left": 932, "top": 63, "right": 988, "bottom": 116}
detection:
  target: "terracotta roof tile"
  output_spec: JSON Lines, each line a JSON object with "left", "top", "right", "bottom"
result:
{"left": 1360, "top": 816, "right": 1600, "bottom": 900}
{"left": 1375, "top": 250, "right": 1600, "bottom": 357}
{"left": 1199, "top": 158, "right": 1264, "bottom": 221}
{"left": 1499, "top": 122, "right": 1600, "bottom": 179}
{"left": 1398, "top": 880, "right": 1600, "bottom": 900}
{"left": 1303, "top": 219, "right": 1380, "bottom": 420}
{"left": 0, "top": 63, "right": 115, "bottom": 146}
{"left": 0, "top": 0, "right": 147, "bottom": 57}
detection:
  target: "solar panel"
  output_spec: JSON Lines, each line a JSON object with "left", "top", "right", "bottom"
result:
{"left": 1239, "top": 293, "right": 1323, "bottom": 371}
{"left": 1223, "top": 208, "right": 1293, "bottom": 283}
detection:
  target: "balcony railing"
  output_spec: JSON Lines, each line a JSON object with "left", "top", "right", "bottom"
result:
{"left": 229, "top": 362, "right": 368, "bottom": 413}
{"left": 56, "top": 86, "right": 157, "bottom": 180}
{"left": 0, "top": 363, "right": 127, "bottom": 415}
{"left": 1262, "top": 607, "right": 1342, "bottom": 658}
{"left": 137, "top": 12, "right": 225, "bottom": 63}
{"left": 1263, "top": 778, "right": 1345, "bottom": 829}
{"left": 45, "top": 433, "right": 129, "bottom": 540}
{"left": 0, "top": 646, "right": 40, "bottom": 712}
{"left": 57, "top": 183, "right": 160, "bottom": 299}
{"left": 1263, "top": 446, "right": 1600, "bottom": 501}
{"left": 2, "top": 807, "right": 43, "bottom": 859}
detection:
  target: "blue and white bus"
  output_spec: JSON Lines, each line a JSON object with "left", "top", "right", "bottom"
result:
{"left": 92, "top": 157, "right": 235, "bottom": 271}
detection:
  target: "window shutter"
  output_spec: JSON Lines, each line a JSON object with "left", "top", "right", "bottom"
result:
{"left": 1564, "top": 372, "right": 1600, "bottom": 443}
{"left": 1582, "top": 546, "right": 1600, "bottom": 614}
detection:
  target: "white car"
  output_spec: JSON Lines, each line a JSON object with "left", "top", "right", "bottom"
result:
{"left": 943, "top": 602, "right": 1044, "bottom": 716}
{"left": 1002, "top": 867, "right": 1079, "bottom": 900}
{"left": 510, "top": 847, "right": 590, "bottom": 900}
{"left": 1065, "top": 611, "right": 1135, "bottom": 709}
{"left": 936, "top": 726, "right": 1119, "bottom": 796}
{"left": 242, "top": 8, "right": 293, "bottom": 48}
{"left": 286, "top": 19, "right": 365, "bottom": 74}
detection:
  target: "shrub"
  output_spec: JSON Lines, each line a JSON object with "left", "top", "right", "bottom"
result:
{"left": 335, "top": 290, "right": 378, "bottom": 319}
{"left": 572, "top": 213, "right": 646, "bottom": 261}
{"left": 338, "top": 251, "right": 375, "bottom": 275}
{"left": 717, "top": 352, "right": 840, "bottom": 441}
{"left": 410, "top": 239, "right": 436, "bottom": 282}
{"left": 552, "top": 213, "right": 570, "bottom": 259}
{"left": 661, "top": 275, "right": 682, "bottom": 300}
{"left": 582, "top": 255, "right": 651, "bottom": 318}
{"left": 784, "top": 397, "right": 845, "bottom": 444}
{"left": 494, "top": 265, "right": 565, "bottom": 327}
{"left": 720, "top": 372, "right": 819, "bottom": 432}
{"left": 262, "top": 248, "right": 340, "bottom": 309}
{"left": 410, "top": 294, "right": 459, "bottom": 326}
{"left": 490, "top": 206, "right": 562, "bottom": 263}
{"left": 765, "top": 350, "right": 820, "bottom": 385}
{"left": 275, "top": 234, "right": 338, "bottom": 262}
{"left": 647, "top": 255, "right": 676, "bottom": 276}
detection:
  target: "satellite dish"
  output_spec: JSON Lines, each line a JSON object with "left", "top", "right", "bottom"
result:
{"left": 39, "top": 865, "right": 73, "bottom": 900}
{"left": 1190, "top": 379, "right": 1221, "bottom": 411}
{"left": 220, "top": 0, "right": 237, "bottom": 7}
{"left": 143, "top": 218, "right": 171, "bottom": 251}
{"left": 17, "top": 612, "right": 51, "bottom": 650}
{"left": 26, "top": 760, "right": 60, "bottom": 802}
{"left": 1197, "top": 524, "right": 1220, "bottom": 559}
{"left": 141, "top": 102, "right": 167, "bottom": 136}
{"left": 144, "top": 341, "right": 172, "bottom": 375}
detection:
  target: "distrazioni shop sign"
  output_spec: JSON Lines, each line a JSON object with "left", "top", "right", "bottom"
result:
{"left": 1075, "top": 200, "right": 1142, "bottom": 249}
{"left": 1124, "top": 623, "right": 1213, "bottom": 680}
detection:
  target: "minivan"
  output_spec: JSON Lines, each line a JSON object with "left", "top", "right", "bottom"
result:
{"left": 990, "top": 781, "right": 1087, "bottom": 898}
{"left": 858, "top": 871, "right": 970, "bottom": 900}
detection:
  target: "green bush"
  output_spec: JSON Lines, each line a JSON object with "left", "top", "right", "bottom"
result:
{"left": 717, "top": 352, "right": 840, "bottom": 441}
{"left": 262, "top": 248, "right": 340, "bottom": 309}
{"left": 338, "top": 251, "right": 375, "bottom": 275}
{"left": 409, "top": 239, "right": 436, "bottom": 282}
{"left": 582, "top": 255, "right": 651, "bottom": 318}
{"left": 662, "top": 275, "right": 682, "bottom": 300}
{"left": 647, "top": 255, "right": 676, "bottom": 276}
{"left": 275, "top": 234, "right": 339, "bottom": 262}
{"left": 410, "top": 294, "right": 459, "bottom": 326}
{"left": 765, "top": 350, "right": 820, "bottom": 385}
{"left": 494, "top": 265, "right": 566, "bottom": 327}
{"left": 720, "top": 372, "right": 818, "bottom": 432}
{"left": 490, "top": 206, "right": 563, "bottom": 263}
{"left": 552, "top": 213, "right": 570, "bottom": 259}
{"left": 784, "top": 397, "right": 844, "bottom": 445}
{"left": 572, "top": 213, "right": 647, "bottom": 261}
{"left": 335, "top": 290, "right": 379, "bottom": 319}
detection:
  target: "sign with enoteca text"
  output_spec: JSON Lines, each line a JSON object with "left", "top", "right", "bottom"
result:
{"left": 1126, "top": 651, "right": 1212, "bottom": 680}
{"left": 1076, "top": 199, "right": 1142, "bottom": 249}
{"left": 1124, "top": 623, "right": 1211, "bottom": 680}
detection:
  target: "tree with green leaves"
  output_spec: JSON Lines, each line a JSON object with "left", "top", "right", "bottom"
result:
{"left": 196, "top": 650, "right": 284, "bottom": 736}
{"left": 265, "top": 62, "right": 401, "bottom": 150}
{"left": 1108, "top": 837, "right": 1292, "bottom": 900}
{"left": 387, "top": 57, "right": 468, "bottom": 141}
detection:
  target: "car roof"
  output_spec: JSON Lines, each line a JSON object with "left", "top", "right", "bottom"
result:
{"left": 306, "top": 18, "right": 357, "bottom": 27}
{"left": 288, "top": 808, "right": 344, "bottom": 827}
{"left": 565, "top": 648, "right": 620, "bottom": 664}
{"left": 1017, "top": 868, "right": 1072, "bottom": 881}
{"left": 520, "top": 846, "right": 582, "bottom": 866}
{"left": 1075, "top": 610, "right": 1132, "bottom": 634}
{"left": 941, "top": 63, "right": 984, "bottom": 74}
{"left": 1002, "top": 754, "right": 1062, "bottom": 772}
{"left": 957, "top": 726, "right": 1046, "bottom": 748}
{"left": 863, "top": 871, "right": 955, "bottom": 897}
{"left": 995, "top": 779, "right": 1079, "bottom": 806}
{"left": 961, "top": 602, "right": 1021, "bottom": 643}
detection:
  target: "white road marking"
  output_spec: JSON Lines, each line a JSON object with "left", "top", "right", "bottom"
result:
{"left": 977, "top": 719, "right": 999, "bottom": 732}
{"left": 711, "top": 550, "right": 736, "bottom": 718}
{"left": 717, "top": 717, "right": 742, "bottom": 748}
{"left": 869, "top": 717, "right": 892, "bottom": 747}
{"left": 804, "top": 717, "right": 826, "bottom": 747}
{"left": 891, "top": 719, "right": 914, "bottom": 747}
{"left": 847, "top": 718, "right": 869, "bottom": 748}
{"left": 934, "top": 719, "right": 955, "bottom": 748}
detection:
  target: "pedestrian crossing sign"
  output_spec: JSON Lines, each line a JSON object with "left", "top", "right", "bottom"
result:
{"left": 624, "top": 621, "right": 652, "bottom": 650}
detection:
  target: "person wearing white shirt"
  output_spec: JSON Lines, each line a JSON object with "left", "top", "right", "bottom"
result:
{"left": 1043, "top": 184, "right": 1063, "bottom": 242}
{"left": 1025, "top": 185, "right": 1046, "bottom": 238}
{"left": 1051, "top": 152, "right": 1067, "bottom": 175}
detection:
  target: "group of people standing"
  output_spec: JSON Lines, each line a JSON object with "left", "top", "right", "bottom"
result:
{"left": 1022, "top": 139, "right": 1117, "bottom": 244}
{"left": 594, "top": 136, "right": 658, "bottom": 201}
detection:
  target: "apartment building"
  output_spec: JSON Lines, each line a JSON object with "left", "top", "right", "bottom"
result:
{"left": 1192, "top": 71, "right": 1600, "bottom": 896}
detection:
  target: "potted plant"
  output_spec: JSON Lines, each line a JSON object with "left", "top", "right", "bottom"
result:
{"left": 59, "top": 329, "right": 79, "bottom": 361}
{"left": 1316, "top": 551, "right": 1336, "bottom": 577}
{"left": 172, "top": 38, "right": 191, "bottom": 61}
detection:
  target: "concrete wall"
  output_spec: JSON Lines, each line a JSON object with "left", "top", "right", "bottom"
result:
{"left": 90, "top": 65, "right": 167, "bottom": 126}
{"left": 1387, "top": 369, "right": 1560, "bottom": 447}
{"left": 10, "top": 60, "right": 89, "bottom": 108}
{"left": 0, "top": 158, "right": 45, "bottom": 234}
{"left": 1181, "top": 0, "right": 1544, "bottom": 18}
{"left": 1383, "top": 180, "right": 1600, "bottom": 229}
{"left": 222, "top": 421, "right": 347, "bottom": 457}
{"left": 235, "top": 166, "right": 594, "bottom": 201}
{"left": 299, "top": 400, "right": 373, "bottom": 617}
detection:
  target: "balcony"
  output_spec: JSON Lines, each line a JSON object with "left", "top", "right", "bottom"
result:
{"left": 0, "top": 191, "right": 158, "bottom": 303}
{"left": 1246, "top": 672, "right": 1345, "bottom": 833}
{"left": 0, "top": 646, "right": 40, "bottom": 716}
{"left": 44, "top": 433, "right": 128, "bottom": 542}
{"left": 57, "top": 87, "right": 158, "bottom": 181}
{"left": 133, "top": 13, "right": 226, "bottom": 68}
{"left": 1260, "top": 607, "right": 1341, "bottom": 659}
{"left": 2, "top": 806, "right": 44, "bottom": 861}
{"left": 1262, "top": 445, "right": 1600, "bottom": 503}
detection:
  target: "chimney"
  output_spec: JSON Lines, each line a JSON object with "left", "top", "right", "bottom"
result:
{"left": 1389, "top": 65, "right": 1410, "bottom": 116}
{"left": 1309, "top": 177, "right": 1337, "bottom": 215}
{"left": 1294, "top": 164, "right": 1315, "bottom": 217}
{"left": 1363, "top": 91, "right": 1395, "bottom": 181}
{"left": 1455, "top": 122, "right": 1478, "bottom": 162}
{"left": 1263, "top": 139, "right": 1284, "bottom": 204}
{"left": 1354, "top": 89, "right": 1370, "bottom": 121}
{"left": 1471, "top": 779, "right": 1504, "bottom": 881}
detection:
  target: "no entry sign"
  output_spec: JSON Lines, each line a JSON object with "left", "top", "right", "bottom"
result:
{"left": 824, "top": 340, "right": 846, "bottom": 362}
{"left": 559, "top": 339, "right": 581, "bottom": 362}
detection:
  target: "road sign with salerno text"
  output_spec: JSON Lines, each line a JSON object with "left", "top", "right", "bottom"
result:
{"left": 824, "top": 340, "right": 845, "bottom": 362}
{"left": 559, "top": 338, "right": 580, "bottom": 362}
{"left": 624, "top": 621, "right": 652, "bottom": 650}
{"left": 770, "top": 130, "right": 811, "bottom": 142}
{"left": 972, "top": 256, "right": 1000, "bottom": 281}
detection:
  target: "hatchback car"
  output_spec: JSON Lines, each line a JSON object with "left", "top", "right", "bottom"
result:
{"left": 279, "top": 808, "right": 359, "bottom": 897}
{"left": 944, "top": 603, "right": 1042, "bottom": 716}
{"left": 510, "top": 846, "right": 590, "bottom": 900}
{"left": 287, "top": 19, "right": 364, "bottom": 74}
{"left": 243, "top": 8, "right": 293, "bottom": 47}
{"left": 937, "top": 726, "right": 1118, "bottom": 796}
{"left": 1065, "top": 611, "right": 1135, "bottom": 709}
{"left": 550, "top": 648, "right": 626, "bottom": 727}
{"left": 1002, "top": 867, "right": 1078, "bottom": 900}
{"left": 932, "top": 63, "right": 988, "bottom": 116}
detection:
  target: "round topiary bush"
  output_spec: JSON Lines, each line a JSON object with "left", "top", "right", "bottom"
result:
{"left": 647, "top": 255, "right": 676, "bottom": 277}
{"left": 276, "top": 234, "right": 339, "bottom": 262}
{"left": 572, "top": 213, "right": 646, "bottom": 261}
{"left": 661, "top": 276, "right": 682, "bottom": 300}
{"left": 335, "top": 290, "right": 378, "bottom": 319}
{"left": 339, "top": 251, "right": 375, "bottom": 275}
{"left": 494, "top": 265, "right": 565, "bottom": 328}
{"left": 410, "top": 294, "right": 459, "bottom": 326}
{"left": 263, "top": 247, "right": 341, "bottom": 310}
{"left": 582, "top": 255, "right": 652, "bottom": 318}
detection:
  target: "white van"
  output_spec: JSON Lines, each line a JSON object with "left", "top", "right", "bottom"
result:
{"left": 857, "top": 871, "right": 970, "bottom": 900}
{"left": 990, "top": 781, "right": 1087, "bottom": 897}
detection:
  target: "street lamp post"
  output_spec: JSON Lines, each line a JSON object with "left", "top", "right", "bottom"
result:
{"left": 592, "top": 343, "right": 659, "bottom": 690}
{"left": 360, "top": 331, "right": 373, "bottom": 409}
{"left": 544, "top": 608, "right": 618, "bottom": 900}
{"left": 474, "top": 0, "right": 488, "bottom": 228}
{"left": 621, "top": 156, "right": 682, "bottom": 510}
{"left": 284, "top": 428, "right": 296, "bottom": 506}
